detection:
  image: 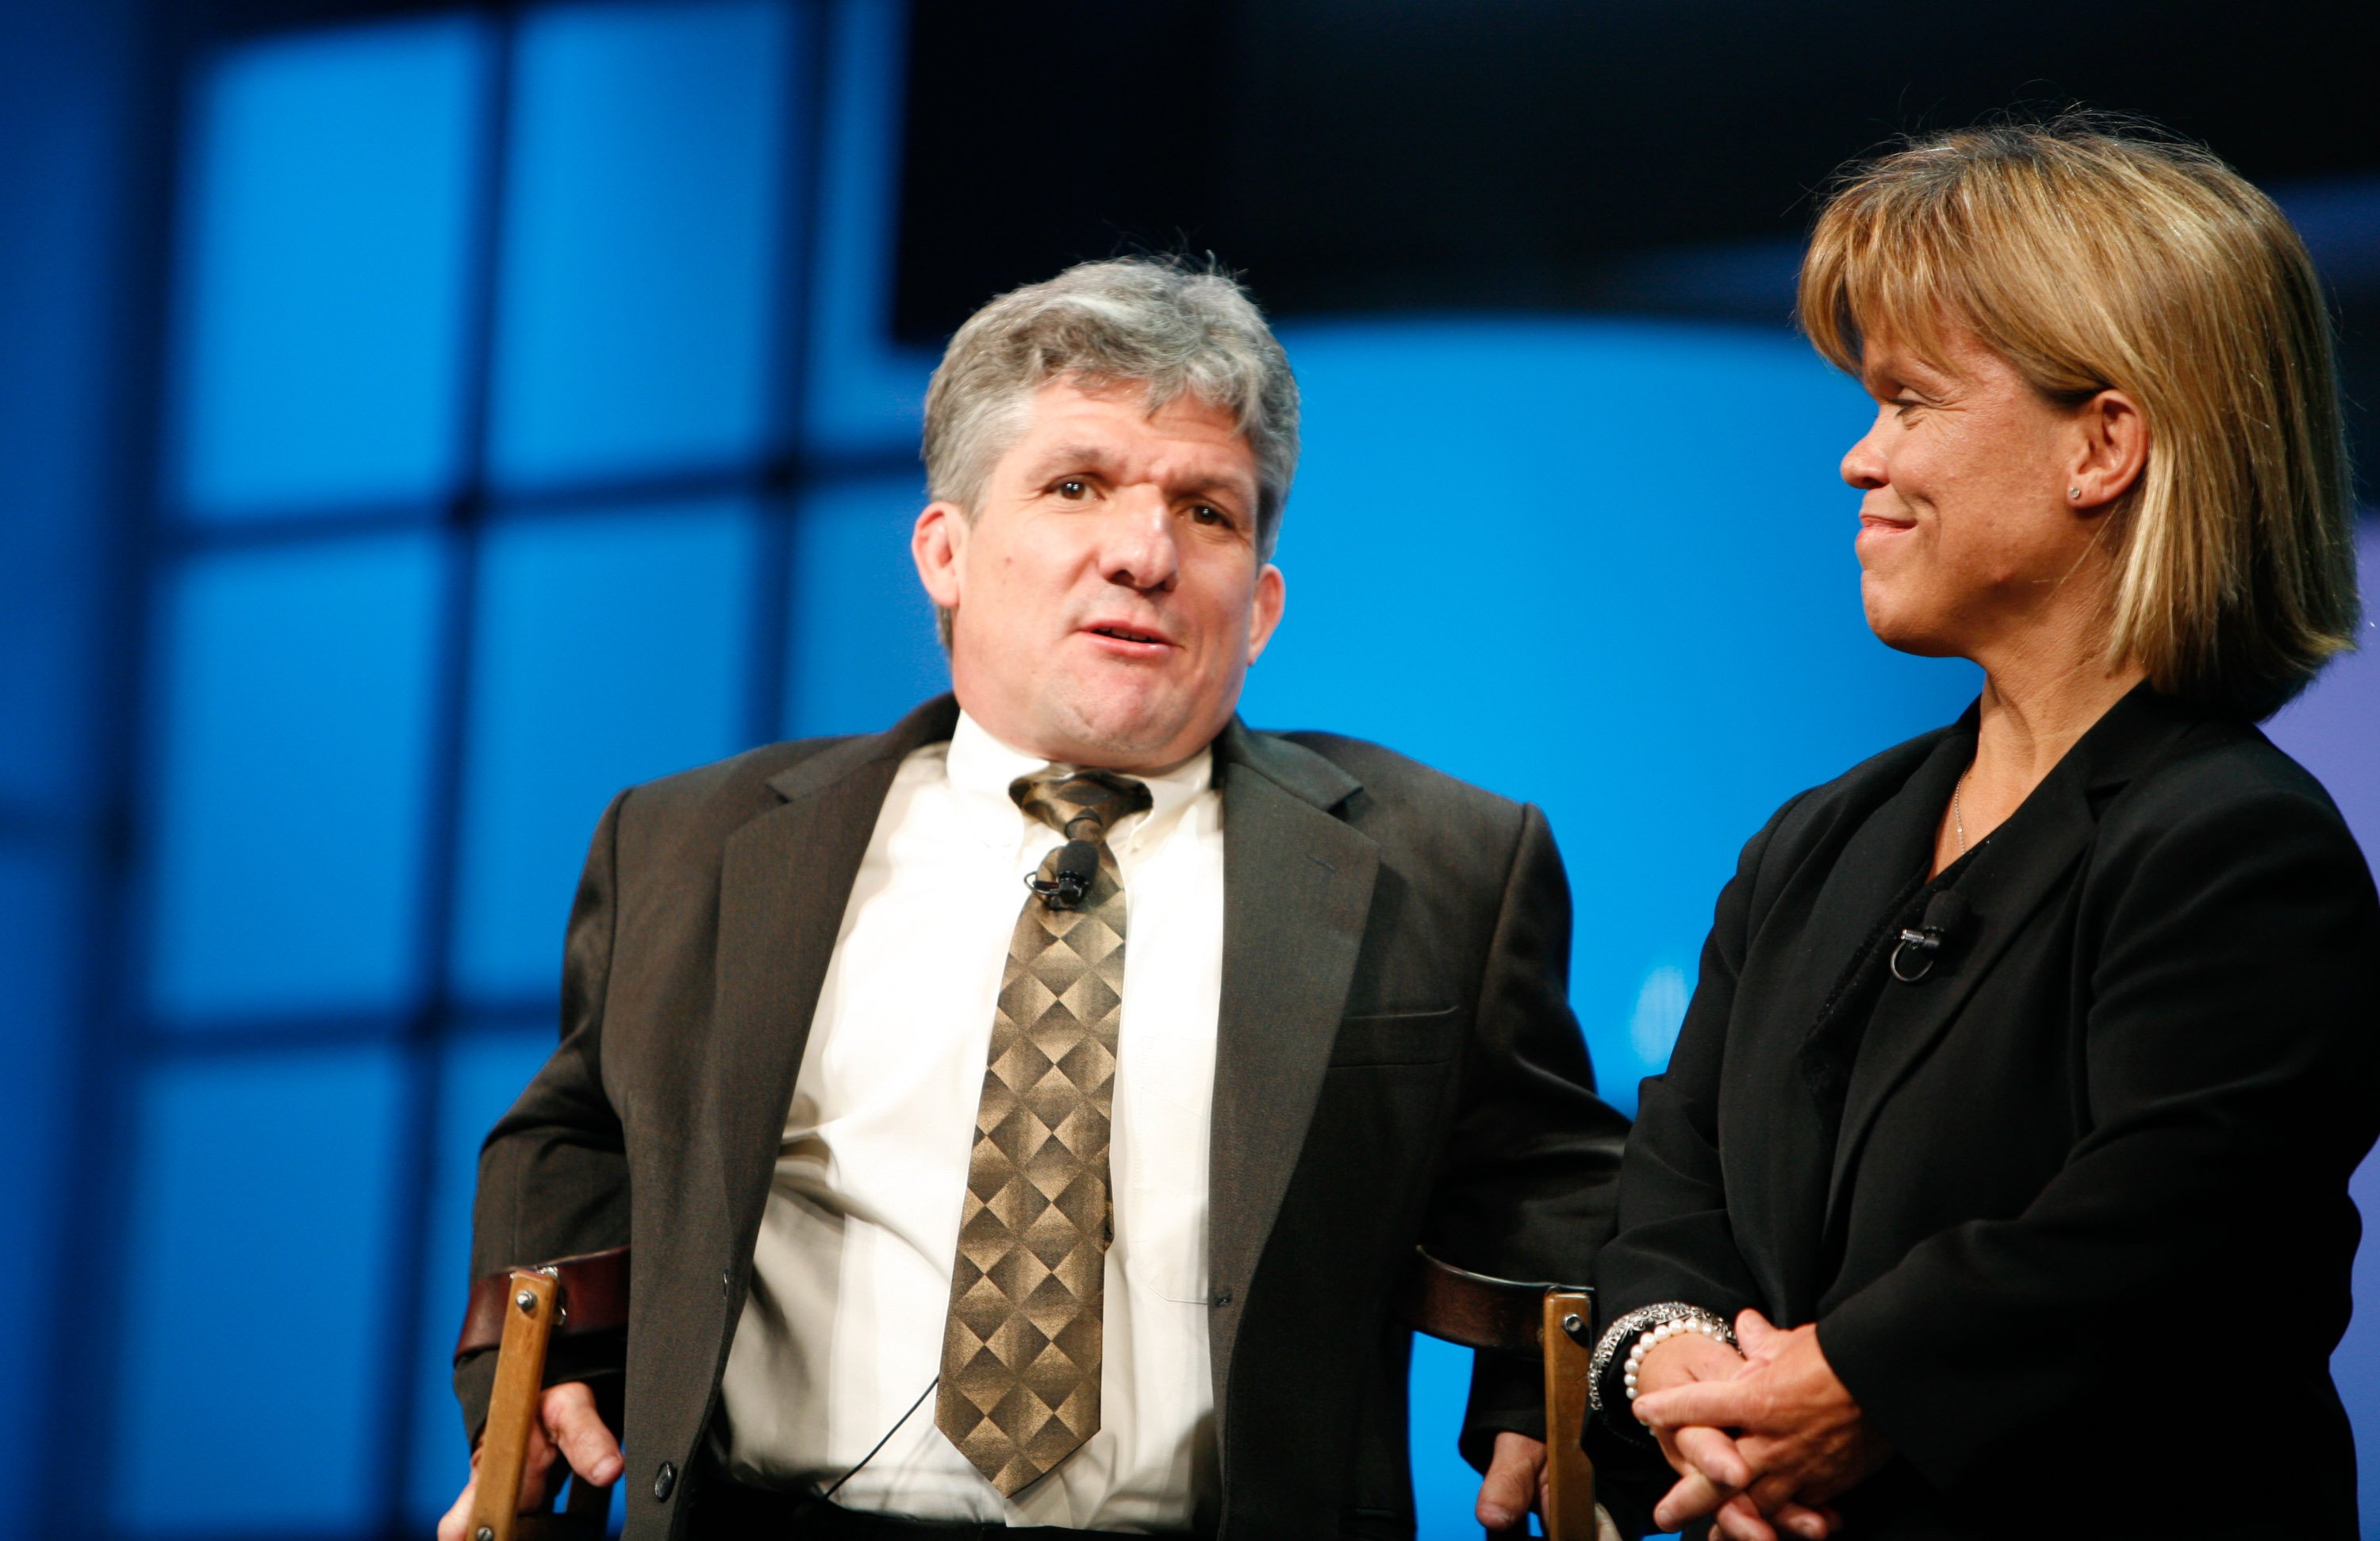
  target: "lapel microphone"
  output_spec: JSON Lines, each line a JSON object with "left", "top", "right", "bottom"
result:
{"left": 1026, "top": 839, "right": 1102, "bottom": 910}
{"left": 1889, "top": 889, "right": 1971, "bottom": 983}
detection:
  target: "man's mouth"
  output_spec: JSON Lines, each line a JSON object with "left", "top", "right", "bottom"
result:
{"left": 1086, "top": 624, "right": 1171, "bottom": 647}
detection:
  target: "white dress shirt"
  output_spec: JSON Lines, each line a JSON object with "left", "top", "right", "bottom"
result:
{"left": 716, "top": 712, "right": 1224, "bottom": 1529}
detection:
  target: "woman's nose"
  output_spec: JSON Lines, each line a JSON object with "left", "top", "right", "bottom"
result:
{"left": 1841, "top": 418, "right": 1889, "bottom": 490}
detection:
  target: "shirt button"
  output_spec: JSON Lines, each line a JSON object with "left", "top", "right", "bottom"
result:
{"left": 652, "top": 1460, "right": 677, "bottom": 1501}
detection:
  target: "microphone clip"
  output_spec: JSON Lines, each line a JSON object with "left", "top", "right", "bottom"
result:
{"left": 1889, "top": 889, "right": 1971, "bottom": 984}
{"left": 1025, "top": 838, "right": 1102, "bottom": 911}
{"left": 1889, "top": 926, "right": 1946, "bottom": 982}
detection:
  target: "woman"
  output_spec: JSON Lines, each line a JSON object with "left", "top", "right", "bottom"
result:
{"left": 1588, "top": 118, "right": 2379, "bottom": 1539}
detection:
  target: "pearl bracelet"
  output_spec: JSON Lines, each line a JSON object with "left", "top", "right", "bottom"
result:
{"left": 1622, "top": 1314, "right": 1731, "bottom": 1405}
{"left": 1587, "top": 1302, "right": 1738, "bottom": 1420}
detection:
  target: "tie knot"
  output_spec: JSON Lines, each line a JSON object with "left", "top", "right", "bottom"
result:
{"left": 1011, "top": 769, "right": 1153, "bottom": 844}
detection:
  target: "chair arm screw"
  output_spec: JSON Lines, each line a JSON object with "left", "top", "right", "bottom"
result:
{"left": 515, "top": 1289, "right": 539, "bottom": 1316}
{"left": 475, "top": 1528, "right": 494, "bottom": 1541}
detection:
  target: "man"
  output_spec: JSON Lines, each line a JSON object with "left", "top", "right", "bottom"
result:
{"left": 440, "top": 257, "right": 1626, "bottom": 1540}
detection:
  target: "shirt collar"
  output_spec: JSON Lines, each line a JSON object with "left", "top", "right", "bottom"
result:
{"left": 945, "top": 709, "right": 1213, "bottom": 851}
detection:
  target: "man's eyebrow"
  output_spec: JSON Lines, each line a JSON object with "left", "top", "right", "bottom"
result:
{"left": 1019, "top": 441, "right": 1255, "bottom": 504}
{"left": 1168, "top": 471, "right": 1256, "bottom": 505}
{"left": 1021, "top": 442, "right": 1126, "bottom": 477}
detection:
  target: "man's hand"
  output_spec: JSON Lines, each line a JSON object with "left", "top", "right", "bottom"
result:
{"left": 436, "top": 1382, "right": 623, "bottom": 1541}
{"left": 1631, "top": 1311, "right": 1883, "bottom": 1538}
{"left": 1476, "top": 1430, "right": 1549, "bottom": 1532}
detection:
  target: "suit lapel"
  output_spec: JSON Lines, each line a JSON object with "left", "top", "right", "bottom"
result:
{"left": 1821, "top": 683, "right": 2198, "bottom": 1230}
{"left": 710, "top": 696, "right": 962, "bottom": 1251}
{"left": 1203, "top": 722, "right": 1377, "bottom": 1416}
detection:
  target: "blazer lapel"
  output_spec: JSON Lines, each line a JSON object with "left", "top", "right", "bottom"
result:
{"left": 710, "top": 696, "right": 962, "bottom": 1251}
{"left": 1737, "top": 729, "right": 1967, "bottom": 1312}
{"left": 1735, "top": 721, "right": 1971, "bottom": 1124}
{"left": 1789, "top": 736, "right": 1970, "bottom": 1114}
{"left": 1203, "top": 722, "right": 1378, "bottom": 1417}
{"left": 1821, "top": 683, "right": 2199, "bottom": 1230}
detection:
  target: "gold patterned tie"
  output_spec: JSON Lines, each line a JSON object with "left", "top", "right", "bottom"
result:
{"left": 936, "top": 768, "right": 1154, "bottom": 1495}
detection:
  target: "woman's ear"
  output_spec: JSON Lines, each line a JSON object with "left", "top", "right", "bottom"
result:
{"left": 2069, "top": 389, "right": 2149, "bottom": 511}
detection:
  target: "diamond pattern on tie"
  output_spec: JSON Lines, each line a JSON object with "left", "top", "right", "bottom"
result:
{"left": 937, "top": 770, "right": 1152, "bottom": 1496}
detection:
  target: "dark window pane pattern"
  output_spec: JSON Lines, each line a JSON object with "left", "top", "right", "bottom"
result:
{"left": 783, "top": 471, "right": 947, "bottom": 739}
{"left": 169, "top": 17, "right": 486, "bottom": 520}
{"left": 109, "top": 1047, "right": 408, "bottom": 1535}
{"left": 0, "top": 849, "right": 81, "bottom": 1494}
{"left": 451, "top": 503, "right": 759, "bottom": 1001}
{"left": 489, "top": 0, "right": 796, "bottom": 488}
{"left": 145, "top": 534, "right": 444, "bottom": 1026}
{"left": 801, "top": 0, "right": 936, "bottom": 454}
{"left": 403, "top": 1027, "right": 567, "bottom": 1528}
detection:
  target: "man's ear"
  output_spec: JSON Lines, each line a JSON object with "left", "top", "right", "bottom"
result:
{"left": 913, "top": 500, "right": 967, "bottom": 609}
{"left": 1246, "top": 563, "right": 1286, "bottom": 665}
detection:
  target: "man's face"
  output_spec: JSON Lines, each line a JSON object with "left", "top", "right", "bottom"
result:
{"left": 912, "top": 378, "right": 1286, "bottom": 770}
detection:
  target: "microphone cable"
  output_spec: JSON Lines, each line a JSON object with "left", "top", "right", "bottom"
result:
{"left": 816, "top": 1375, "right": 940, "bottom": 1503}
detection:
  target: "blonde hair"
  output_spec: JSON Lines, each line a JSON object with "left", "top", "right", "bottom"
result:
{"left": 1799, "top": 115, "right": 2359, "bottom": 719}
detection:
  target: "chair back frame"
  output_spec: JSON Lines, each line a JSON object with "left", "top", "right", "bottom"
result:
{"left": 1394, "top": 1249, "right": 1598, "bottom": 1539}
{"left": 455, "top": 1249, "right": 630, "bottom": 1541}
{"left": 457, "top": 1245, "right": 1595, "bottom": 1538}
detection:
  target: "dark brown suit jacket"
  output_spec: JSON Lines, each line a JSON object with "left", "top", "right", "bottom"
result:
{"left": 456, "top": 695, "right": 1629, "bottom": 1539}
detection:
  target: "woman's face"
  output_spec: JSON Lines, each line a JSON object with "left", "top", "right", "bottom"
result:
{"left": 1841, "top": 326, "right": 2113, "bottom": 663}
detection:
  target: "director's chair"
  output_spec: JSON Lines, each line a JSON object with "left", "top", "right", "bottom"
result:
{"left": 455, "top": 1246, "right": 1597, "bottom": 1539}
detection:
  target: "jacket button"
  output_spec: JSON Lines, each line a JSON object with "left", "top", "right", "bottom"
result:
{"left": 652, "top": 1460, "right": 677, "bottom": 1501}
{"left": 721, "top": 1269, "right": 731, "bottom": 1297}
{"left": 1211, "top": 1287, "right": 1233, "bottom": 1307}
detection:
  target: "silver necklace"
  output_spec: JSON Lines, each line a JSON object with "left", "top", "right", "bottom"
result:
{"left": 1953, "top": 768, "right": 1970, "bottom": 855}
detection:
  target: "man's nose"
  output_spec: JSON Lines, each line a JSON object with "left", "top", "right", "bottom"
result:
{"left": 1101, "top": 488, "right": 1180, "bottom": 593}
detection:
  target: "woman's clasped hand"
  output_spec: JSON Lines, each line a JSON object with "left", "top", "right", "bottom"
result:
{"left": 1629, "top": 1312, "right": 1888, "bottom": 1540}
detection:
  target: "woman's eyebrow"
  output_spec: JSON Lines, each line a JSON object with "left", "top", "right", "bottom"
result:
{"left": 1867, "top": 359, "right": 1951, "bottom": 398}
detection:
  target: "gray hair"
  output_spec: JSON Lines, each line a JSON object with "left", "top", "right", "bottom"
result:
{"left": 922, "top": 256, "right": 1301, "bottom": 559}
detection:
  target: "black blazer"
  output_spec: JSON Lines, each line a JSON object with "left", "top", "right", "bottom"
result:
{"left": 1593, "top": 685, "right": 2380, "bottom": 1538}
{"left": 455, "top": 695, "right": 1629, "bottom": 1540}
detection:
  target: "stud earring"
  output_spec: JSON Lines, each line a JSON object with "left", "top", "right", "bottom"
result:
{"left": 2068, "top": 486, "right": 2082, "bottom": 500}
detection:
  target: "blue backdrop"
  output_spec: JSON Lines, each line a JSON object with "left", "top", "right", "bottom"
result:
{"left": 2, "top": 2, "right": 2375, "bottom": 1537}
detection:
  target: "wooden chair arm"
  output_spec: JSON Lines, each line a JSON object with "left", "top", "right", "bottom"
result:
{"left": 455, "top": 1245, "right": 631, "bottom": 1362}
{"left": 456, "top": 1246, "right": 631, "bottom": 1541}
{"left": 1397, "top": 1249, "right": 1598, "bottom": 1541}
